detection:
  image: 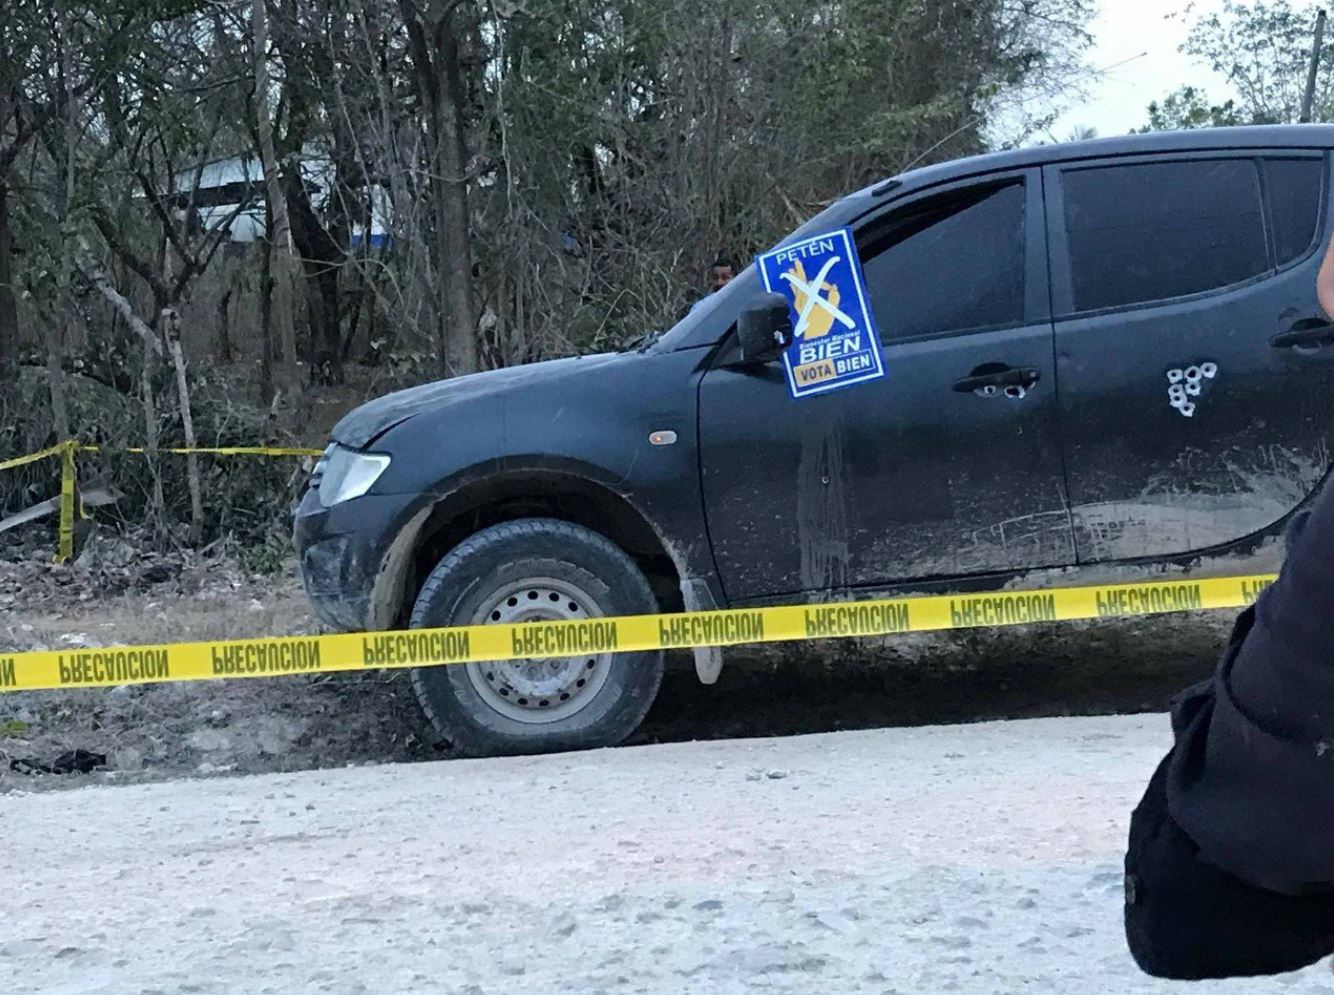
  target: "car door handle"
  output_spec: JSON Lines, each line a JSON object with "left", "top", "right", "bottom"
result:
{"left": 1270, "top": 319, "right": 1334, "bottom": 350}
{"left": 953, "top": 367, "right": 1041, "bottom": 395}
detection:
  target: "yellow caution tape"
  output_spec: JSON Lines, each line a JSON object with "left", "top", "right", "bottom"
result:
{"left": 1, "top": 442, "right": 320, "bottom": 465}
{"left": 0, "top": 573, "right": 1278, "bottom": 693}
{"left": 76, "top": 444, "right": 322, "bottom": 457}
{"left": 0, "top": 443, "right": 69, "bottom": 473}
{"left": 57, "top": 442, "right": 77, "bottom": 563}
{"left": 0, "top": 441, "right": 320, "bottom": 564}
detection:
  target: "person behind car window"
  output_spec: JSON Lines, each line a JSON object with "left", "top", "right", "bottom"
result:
{"left": 1123, "top": 229, "right": 1334, "bottom": 980}
{"left": 707, "top": 258, "right": 735, "bottom": 294}
{"left": 680, "top": 257, "right": 736, "bottom": 320}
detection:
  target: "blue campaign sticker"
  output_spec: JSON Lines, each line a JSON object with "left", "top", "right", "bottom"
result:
{"left": 755, "top": 228, "right": 885, "bottom": 399}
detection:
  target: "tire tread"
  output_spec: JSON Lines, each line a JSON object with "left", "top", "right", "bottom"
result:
{"left": 408, "top": 518, "right": 663, "bottom": 756}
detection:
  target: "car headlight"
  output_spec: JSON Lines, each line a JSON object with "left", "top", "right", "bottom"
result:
{"left": 318, "top": 446, "right": 391, "bottom": 507}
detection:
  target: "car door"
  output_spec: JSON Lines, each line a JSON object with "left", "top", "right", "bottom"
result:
{"left": 1046, "top": 151, "right": 1334, "bottom": 563}
{"left": 697, "top": 169, "right": 1075, "bottom": 603}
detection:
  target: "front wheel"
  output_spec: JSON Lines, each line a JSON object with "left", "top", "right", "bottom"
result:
{"left": 409, "top": 519, "right": 665, "bottom": 757}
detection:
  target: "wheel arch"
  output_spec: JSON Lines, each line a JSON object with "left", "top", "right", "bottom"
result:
{"left": 367, "top": 465, "right": 688, "bottom": 629}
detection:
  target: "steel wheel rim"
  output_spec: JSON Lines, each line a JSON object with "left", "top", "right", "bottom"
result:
{"left": 465, "top": 576, "right": 612, "bottom": 724}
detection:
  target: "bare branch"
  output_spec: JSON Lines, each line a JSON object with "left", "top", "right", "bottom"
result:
{"left": 72, "top": 251, "right": 163, "bottom": 357}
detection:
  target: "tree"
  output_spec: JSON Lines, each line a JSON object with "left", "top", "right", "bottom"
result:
{"left": 2, "top": 3, "right": 122, "bottom": 387}
{"left": 0, "top": 0, "right": 1101, "bottom": 546}
{"left": 1143, "top": 1, "right": 1332, "bottom": 129}
{"left": 462, "top": 0, "right": 1095, "bottom": 355}
{"left": 252, "top": 0, "right": 303, "bottom": 398}
{"left": 1142, "top": 86, "right": 1250, "bottom": 131}
{"left": 79, "top": 16, "right": 256, "bottom": 540}
{"left": 398, "top": 0, "right": 480, "bottom": 377}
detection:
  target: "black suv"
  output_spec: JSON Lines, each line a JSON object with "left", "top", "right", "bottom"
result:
{"left": 295, "top": 125, "right": 1334, "bottom": 756}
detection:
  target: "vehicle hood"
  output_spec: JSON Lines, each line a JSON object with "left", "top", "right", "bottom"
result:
{"left": 332, "top": 353, "right": 628, "bottom": 449}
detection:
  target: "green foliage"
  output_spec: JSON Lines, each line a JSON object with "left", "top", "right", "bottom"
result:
{"left": 1143, "top": 1, "right": 1333, "bottom": 129}
{"left": 238, "top": 530, "right": 295, "bottom": 576}
{"left": 1140, "top": 86, "right": 1252, "bottom": 132}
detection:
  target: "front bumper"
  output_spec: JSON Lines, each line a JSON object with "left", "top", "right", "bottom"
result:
{"left": 292, "top": 486, "right": 421, "bottom": 631}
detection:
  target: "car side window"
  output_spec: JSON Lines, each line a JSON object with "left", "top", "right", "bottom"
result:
{"left": 1262, "top": 157, "right": 1324, "bottom": 268}
{"left": 1061, "top": 158, "right": 1268, "bottom": 313}
{"left": 859, "top": 181, "right": 1026, "bottom": 341}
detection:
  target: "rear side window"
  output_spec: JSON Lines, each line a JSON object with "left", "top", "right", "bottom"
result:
{"left": 1062, "top": 159, "right": 1268, "bottom": 313}
{"left": 860, "top": 181, "right": 1026, "bottom": 340}
{"left": 1263, "top": 157, "right": 1324, "bottom": 267}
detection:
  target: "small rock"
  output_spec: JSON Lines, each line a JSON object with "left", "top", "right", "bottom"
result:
{"left": 141, "top": 564, "right": 176, "bottom": 585}
{"left": 9, "top": 748, "right": 106, "bottom": 776}
{"left": 765, "top": 769, "right": 790, "bottom": 780}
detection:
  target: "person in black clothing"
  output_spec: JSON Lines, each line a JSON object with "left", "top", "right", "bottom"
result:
{"left": 1124, "top": 233, "right": 1334, "bottom": 979}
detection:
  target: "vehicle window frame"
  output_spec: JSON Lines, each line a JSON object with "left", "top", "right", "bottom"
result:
{"left": 1045, "top": 151, "right": 1327, "bottom": 320}
{"left": 1258, "top": 152, "right": 1329, "bottom": 278}
{"left": 848, "top": 168, "right": 1048, "bottom": 345}
{"left": 704, "top": 167, "right": 1049, "bottom": 368}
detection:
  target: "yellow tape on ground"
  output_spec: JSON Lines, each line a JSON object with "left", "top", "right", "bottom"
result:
{"left": 0, "top": 573, "right": 1278, "bottom": 693}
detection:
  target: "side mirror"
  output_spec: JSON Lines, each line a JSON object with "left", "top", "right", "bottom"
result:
{"left": 737, "top": 293, "right": 793, "bottom": 364}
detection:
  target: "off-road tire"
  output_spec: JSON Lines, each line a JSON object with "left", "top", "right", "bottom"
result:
{"left": 409, "top": 518, "right": 665, "bottom": 757}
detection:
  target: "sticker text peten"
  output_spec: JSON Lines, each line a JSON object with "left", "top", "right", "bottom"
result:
{"left": 768, "top": 238, "right": 839, "bottom": 266}
{"left": 59, "top": 648, "right": 170, "bottom": 685}
{"left": 211, "top": 639, "right": 321, "bottom": 675}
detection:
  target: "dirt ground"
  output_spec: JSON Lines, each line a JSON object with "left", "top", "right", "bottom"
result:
{"left": 8, "top": 715, "right": 1331, "bottom": 994}
{"left": 0, "top": 524, "right": 1238, "bottom": 793}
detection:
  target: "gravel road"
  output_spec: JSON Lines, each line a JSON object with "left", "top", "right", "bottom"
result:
{"left": 4, "top": 714, "right": 1333, "bottom": 994}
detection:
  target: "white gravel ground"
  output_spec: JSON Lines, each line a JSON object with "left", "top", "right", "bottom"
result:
{"left": 3, "top": 714, "right": 1333, "bottom": 995}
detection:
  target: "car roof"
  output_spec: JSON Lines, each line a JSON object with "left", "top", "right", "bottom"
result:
{"left": 846, "top": 124, "right": 1334, "bottom": 208}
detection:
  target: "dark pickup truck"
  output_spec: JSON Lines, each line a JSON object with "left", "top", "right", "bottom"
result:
{"left": 295, "top": 125, "right": 1334, "bottom": 756}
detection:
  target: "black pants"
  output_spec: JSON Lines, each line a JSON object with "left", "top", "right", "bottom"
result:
{"left": 1126, "top": 479, "right": 1334, "bottom": 979}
